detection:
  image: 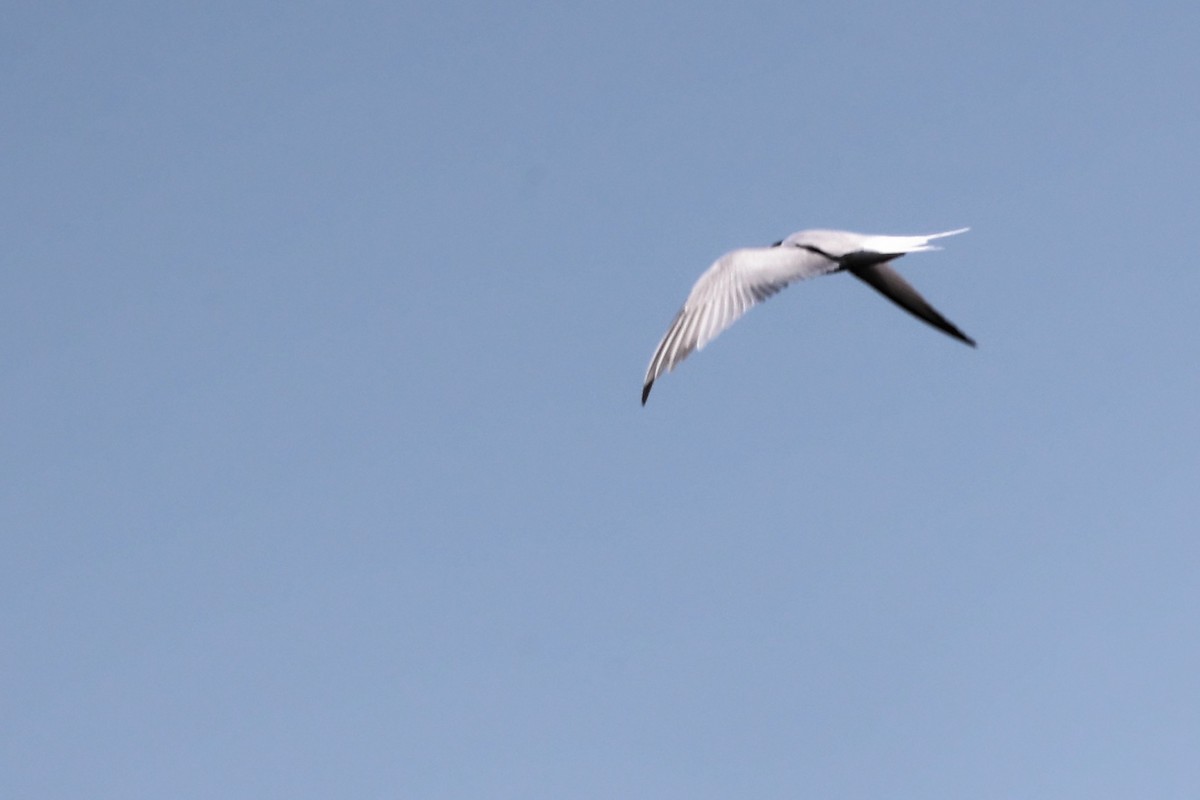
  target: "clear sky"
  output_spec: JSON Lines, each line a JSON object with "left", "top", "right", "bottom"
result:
{"left": 4, "top": 2, "right": 1199, "bottom": 798}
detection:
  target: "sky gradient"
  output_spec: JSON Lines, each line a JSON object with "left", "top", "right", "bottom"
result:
{"left": 4, "top": 3, "right": 1199, "bottom": 797}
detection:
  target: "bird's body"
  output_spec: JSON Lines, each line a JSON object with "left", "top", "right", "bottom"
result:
{"left": 641, "top": 228, "right": 973, "bottom": 404}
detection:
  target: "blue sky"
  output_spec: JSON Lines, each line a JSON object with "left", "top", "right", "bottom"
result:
{"left": 4, "top": 2, "right": 1199, "bottom": 797}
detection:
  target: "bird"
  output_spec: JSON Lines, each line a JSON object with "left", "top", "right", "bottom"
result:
{"left": 641, "top": 227, "right": 974, "bottom": 404}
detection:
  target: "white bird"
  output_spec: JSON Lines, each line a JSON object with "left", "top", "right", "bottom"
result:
{"left": 642, "top": 228, "right": 974, "bottom": 404}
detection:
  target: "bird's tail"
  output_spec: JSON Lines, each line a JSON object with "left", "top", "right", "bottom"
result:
{"left": 858, "top": 227, "right": 969, "bottom": 255}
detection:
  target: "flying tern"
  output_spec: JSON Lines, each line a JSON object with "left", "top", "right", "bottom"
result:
{"left": 642, "top": 227, "right": 974, "bottom": 404}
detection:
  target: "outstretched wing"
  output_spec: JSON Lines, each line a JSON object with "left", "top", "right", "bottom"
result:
{"left": 849, "top": 262, "right": 976, "bottom": 347}
{"left": 642, "top": 247, "right": 837, "bottom": 404}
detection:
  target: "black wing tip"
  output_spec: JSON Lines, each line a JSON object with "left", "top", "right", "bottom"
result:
{"left": 641, "top": 381, "right": 653, "bottom": 405}
{"left": 949, "top": 327, "right": 977, "bottom": 348}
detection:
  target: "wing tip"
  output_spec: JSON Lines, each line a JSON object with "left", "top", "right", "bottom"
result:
{"left": 950, "top": 326, "right": 977, "bottom": 348}
{"left": 641, "top": 380, "right": 653, "bottom": 405}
